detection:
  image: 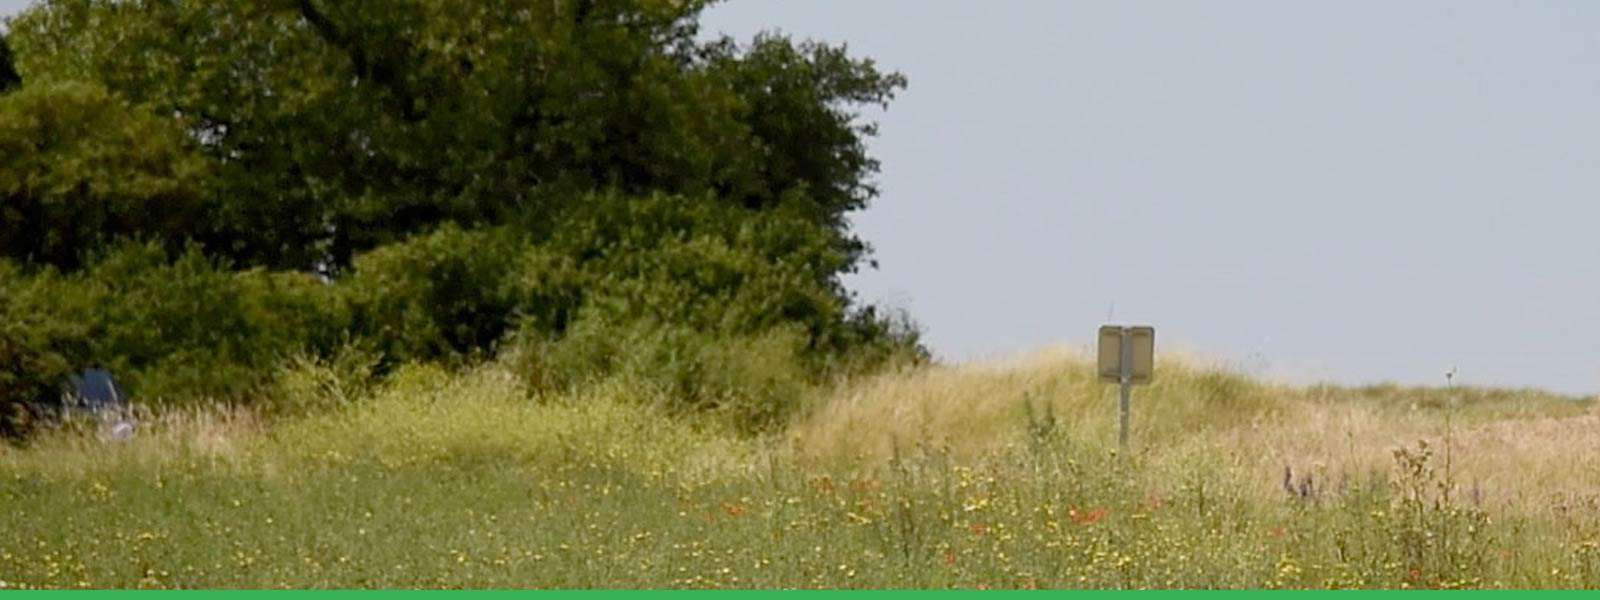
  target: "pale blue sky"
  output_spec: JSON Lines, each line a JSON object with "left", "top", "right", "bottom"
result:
{"left": 6, "top": 1, "right": 1599, "bottom": 394}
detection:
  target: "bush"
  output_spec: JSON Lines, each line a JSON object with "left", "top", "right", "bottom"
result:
{"left": 1, "top": 192, "right": 925, "bottom": 438}
{"left": 232, "top": 268, "right": 355, "bottom": 360}
{"left": 342, "top": 224, "right": 584, "bottom": 366}
{"left": 0, "top": 262, "right": 81, "bottom": 437}
{"left": 504, "top": 316, "right": 811, "bottom": 433}
{"left": 263, "top": 341, "right": 384, "bottom": 417}
{"left": 542, "top": 192, "right": 925, "bottom": 371}
{"left": 491, "top": 192, "right": 925, "bottom": 432}
{"left": 0, "top": 243, "right": 352, "bottom": 436}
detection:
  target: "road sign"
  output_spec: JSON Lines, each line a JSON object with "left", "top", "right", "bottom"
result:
{"left": 1098, "top": 325, "right": 1154, "bottom": 383}
{"left": 1098, "top": 325, "right": 1154, "bottom": 450}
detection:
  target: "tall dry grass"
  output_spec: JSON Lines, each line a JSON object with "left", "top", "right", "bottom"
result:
{"left": 791, "top": 346, "right": 1596, "bottom": 505}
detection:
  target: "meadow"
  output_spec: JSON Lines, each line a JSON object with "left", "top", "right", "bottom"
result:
{"left": 3, "top": 348, "right": 1599, "bottom": 589}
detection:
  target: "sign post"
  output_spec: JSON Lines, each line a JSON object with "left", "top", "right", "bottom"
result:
{"left": 1098, "top": 325, "right": 1154, "bottom": 450}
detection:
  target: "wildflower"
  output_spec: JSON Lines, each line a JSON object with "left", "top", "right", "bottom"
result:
{"left": 1070, "top": 508, "right": 1108, "bottom": 525}
{"left": 944, "top": 552, "right": 957, "bottom": 566}
{"left": 1268, "top": 527, "right": 1286, "bottom": 537}
{"left": 970, "top": 524, "right": 988, "bottom": 535}
{"left": 1024, "top": 579, "right": 1039, "bottom": 590}
{"left": 976, "top": 583, "right": 989, "bottom": 590}
{"left": 1409, "top": 567, "right": 1422, "bottom": 580}
{"left": 723, "top": 501, "right": 745, "bottom": 518}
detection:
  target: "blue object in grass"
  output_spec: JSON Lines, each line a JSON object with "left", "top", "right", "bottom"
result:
{"left": 65, "top": 367, "right": 126, "bottom": 412}
{"left": 61, "top": 367, "right": 135, "bottom": 441}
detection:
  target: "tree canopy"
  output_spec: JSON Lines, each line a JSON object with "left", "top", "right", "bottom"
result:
{"left": 0, "top": 81, "right": 212, "bottom": 269}
{"left": 0, "top": 0, "right": 920, "bottom": 435}
{"left": 4, "top": 0, "right": 905, "bottom": 275}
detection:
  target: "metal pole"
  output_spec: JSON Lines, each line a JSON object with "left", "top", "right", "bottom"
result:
{"left": 1118, "top": 327, "right": 1132, "bottom": 450}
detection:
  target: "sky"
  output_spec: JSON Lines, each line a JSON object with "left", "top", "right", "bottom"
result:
{"left": 4, "top": 1, "right": 1599, "bottom": 395}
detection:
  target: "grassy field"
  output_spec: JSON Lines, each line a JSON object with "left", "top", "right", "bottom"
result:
{"left": 3, "top": 348, "right": 1599, "bottom": 589}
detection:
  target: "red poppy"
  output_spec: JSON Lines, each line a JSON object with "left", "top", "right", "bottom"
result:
{"left": 944, "top": 551, "right": 957, "bottom": 566}
{"left": 1268, "top": 527, "right": 1286, "bottom": 537}
{"left": 970, "top": 524, "right": 988, "bottom": 535}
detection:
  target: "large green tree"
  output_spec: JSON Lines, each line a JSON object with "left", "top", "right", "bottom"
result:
{"left": 0, "top": 1, "right": 920, "bottom": 427}
{"left": 6, "top": 0, "right": 904, "bottom": 279}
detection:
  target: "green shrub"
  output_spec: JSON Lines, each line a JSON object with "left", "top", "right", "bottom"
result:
{"left": 0, "top": 262, "right": 81, "bottom": 437}
{"left": 2, "top": 192, "right": 925, "bottom": 438}
{"left": 543, "top": 192, "right": 924, "bottom": 371}
{"left": 342, "top": 224, "right": 584, "bottom": 366}
{"left": 233, "top": 268, "right": 354, "bottom": 360}
{"left": 490, "top": 192, "right": 924, "bottom": 432}
{"left": 263, "top": 340, "right": 384, "bottom": 417}
{"left": 0, "top": 243, "right": 353, "bottom": 434}
{"left": 505, "top": 315, "right": 810, "bottom": 433}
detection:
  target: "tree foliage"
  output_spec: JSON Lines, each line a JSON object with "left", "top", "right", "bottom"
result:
{"left": 0, "top": 0, "right": 923, "bottom": 435}
{"left": 0, "top": 243, "right": 352, "bottom": 437}
{"left": 0, "top": 81, "right": 211, "bottom": 269}
{"left": 6, "top": 0, "right": 904, "bottom": 274}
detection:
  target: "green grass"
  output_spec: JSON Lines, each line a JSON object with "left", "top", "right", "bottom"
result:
{"left": 3, "top": 351, "right": 1599, "bottom": 589}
